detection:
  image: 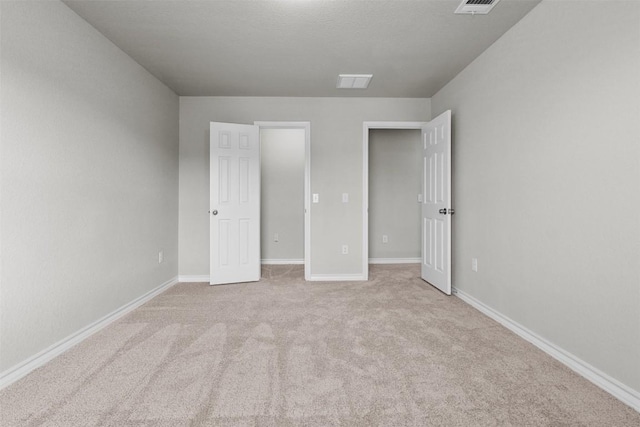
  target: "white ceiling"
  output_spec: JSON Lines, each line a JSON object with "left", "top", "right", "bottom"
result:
{"left": 64, "top": 0, "right": 541, "bottom": 97}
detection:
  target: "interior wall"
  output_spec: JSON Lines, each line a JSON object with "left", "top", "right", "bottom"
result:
{"left": 260, "top": 128, "right": 305, "bottom": 262}
{"left": 432, "top": 0, "right": 640, "bottom": 393}
{"left": 0, "top": 1, "right": 179, "bottom": 373}
{"left": 179, "top": 97, "right": 431, "bottom": 277}
{"left": 368, "top": 129, "right": 421, "bottom": 260}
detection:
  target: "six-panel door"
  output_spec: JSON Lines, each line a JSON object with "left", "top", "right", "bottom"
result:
{"left": 421, "top": 111, "right": 452, "bottom": 295}
{"left": 210, "top": 122, "right": 261, "bottom": 285}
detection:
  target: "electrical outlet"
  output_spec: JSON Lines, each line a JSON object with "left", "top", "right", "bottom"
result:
{"left": 313, "top": 193, "right": 319, "bottom": 203}
{"left": 382, "top": 235, "right": 388, "bottom": 243}
{"left": 342, "top": 245, "right": 349, "bottom": 255}
{"left": 158, "top": 250, "right": 164, "bottom": 264}
{"left": 274, "top": 233, "right": 279, "bottom": 242}
{"left": 472, "top": 258, "right": 478, "bottom": 272}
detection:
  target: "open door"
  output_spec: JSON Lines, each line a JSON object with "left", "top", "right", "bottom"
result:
{"left": 421, "top": 110, "right": 452, "bottom": 295}
{"left": 210, "top": 122, "right": 260, "bottom": 285}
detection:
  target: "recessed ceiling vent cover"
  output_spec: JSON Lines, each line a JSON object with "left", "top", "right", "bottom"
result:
{"left": 455, "top": 0, "right": 500, "bottom": 15}
{"left": 337, "top": 74, "right": 373, "bottom": 89}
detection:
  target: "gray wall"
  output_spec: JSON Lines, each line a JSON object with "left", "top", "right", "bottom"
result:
{"left": 432, "top": 0, "right": 640, "bottom": 392}
{"left": 179, "top": 97, "right": 430, "bottom": 277}
{"left": 0, "top": 1, "right": 179, "bottom": 372}
{"left": 260, "top": 128, "right": 305, "bottom": 261}
{"left": 369, "top": 129, "right": 421, "bottom": 260}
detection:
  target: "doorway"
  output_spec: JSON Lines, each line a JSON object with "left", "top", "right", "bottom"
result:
{"left": 255, "top": 122, "right": 311, "bottom": 281}
{"left": 361, "top": 113, "right": 453, "bottom": 293}
{"left": 368, "top": 128, "right": 422, "bottom": 264}
{"left": 362, "top": 122, "right": 426, "bottom": 280}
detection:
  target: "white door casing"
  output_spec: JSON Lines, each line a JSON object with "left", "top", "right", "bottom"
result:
{"left": 254, "top": 121, "right": 312, "bottom": 281}
{"left": 361, "top": 121, "right": 427, "bottom": 281}
{"left": 421, "top": 110, "right": 452, "bottom": 295}
{"left": 210, "top": 122, "right": 261, "bottom": 285}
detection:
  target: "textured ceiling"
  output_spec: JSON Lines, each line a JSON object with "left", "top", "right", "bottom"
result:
{"left": 64, "top": 0, "right": 541, "bottom": 97}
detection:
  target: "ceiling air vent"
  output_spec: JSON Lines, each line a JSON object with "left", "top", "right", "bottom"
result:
{"left": 337, "top": 74, "right": 373, "bottom": 89}
{"left": 455, "top": 0, "right": 500, "bottom": 15}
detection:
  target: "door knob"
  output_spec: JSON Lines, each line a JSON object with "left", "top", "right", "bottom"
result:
{"left": 211, "top": 210, "right": 218, "bottom": 216}
{"left": 438, "top": 208, "right": 447, "bottom": 215}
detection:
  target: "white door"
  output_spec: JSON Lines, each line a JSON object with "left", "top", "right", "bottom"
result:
{"left": 421, "top": 110, "right": 452, "bottom": 295}
{"left": 210, "top": 122, "right": 260, "bottom": 285}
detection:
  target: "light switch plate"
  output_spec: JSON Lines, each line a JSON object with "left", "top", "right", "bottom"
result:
{"left": 342, "top": 193, "right": 349, "bottom": 203}
{"left": 313, "top": 193, "right": 319, "bottom": 203}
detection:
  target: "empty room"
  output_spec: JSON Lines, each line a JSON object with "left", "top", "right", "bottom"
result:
{"left": 1, "top": 0, "right": 639, "bottom": 425}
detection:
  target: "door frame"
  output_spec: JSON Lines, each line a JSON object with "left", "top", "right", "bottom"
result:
{"left": 254, "top": 121, "right": 311, "bottom": 281}
{"left": 362, "top": 121, "right": 427, "bottom": 280}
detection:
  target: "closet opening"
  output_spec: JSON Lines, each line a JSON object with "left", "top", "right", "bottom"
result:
{"left": 362, "top": 122, "right": 426, "bottom": 280}
{"left": 256, "top": 122, "right": 311, "bottom": 280}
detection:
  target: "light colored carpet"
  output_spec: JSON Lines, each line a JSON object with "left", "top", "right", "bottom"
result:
{"left": 1, "top": 264, "right": 638, "bottom": 426}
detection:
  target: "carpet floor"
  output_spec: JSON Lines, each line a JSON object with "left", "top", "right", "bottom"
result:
{"left": 1, "top": 264, "right": 638, "bottom": 426}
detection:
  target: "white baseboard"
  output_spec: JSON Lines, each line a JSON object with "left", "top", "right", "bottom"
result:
{"left": 180, "top": 262, "right": 305, "bottom": 282}
{"left": 178, "top": 275, "right": 210, "bottom": 283}
{"left": 307, "top": 273, "right": 366, "bottom": 281}
{"left": 261, "top": 259, "right": 304, "bottom": 265}
{"left": 453, "top": 287, "right": 640, "bottom": 412}
{"left": 369, "top": 258, "right": 421, "bottom": 264}
{"left": 0, "top": 275, "right": 179, "bottom": 390}
{"left": 183, "top": 269, "right": 368, "bottom": 283}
